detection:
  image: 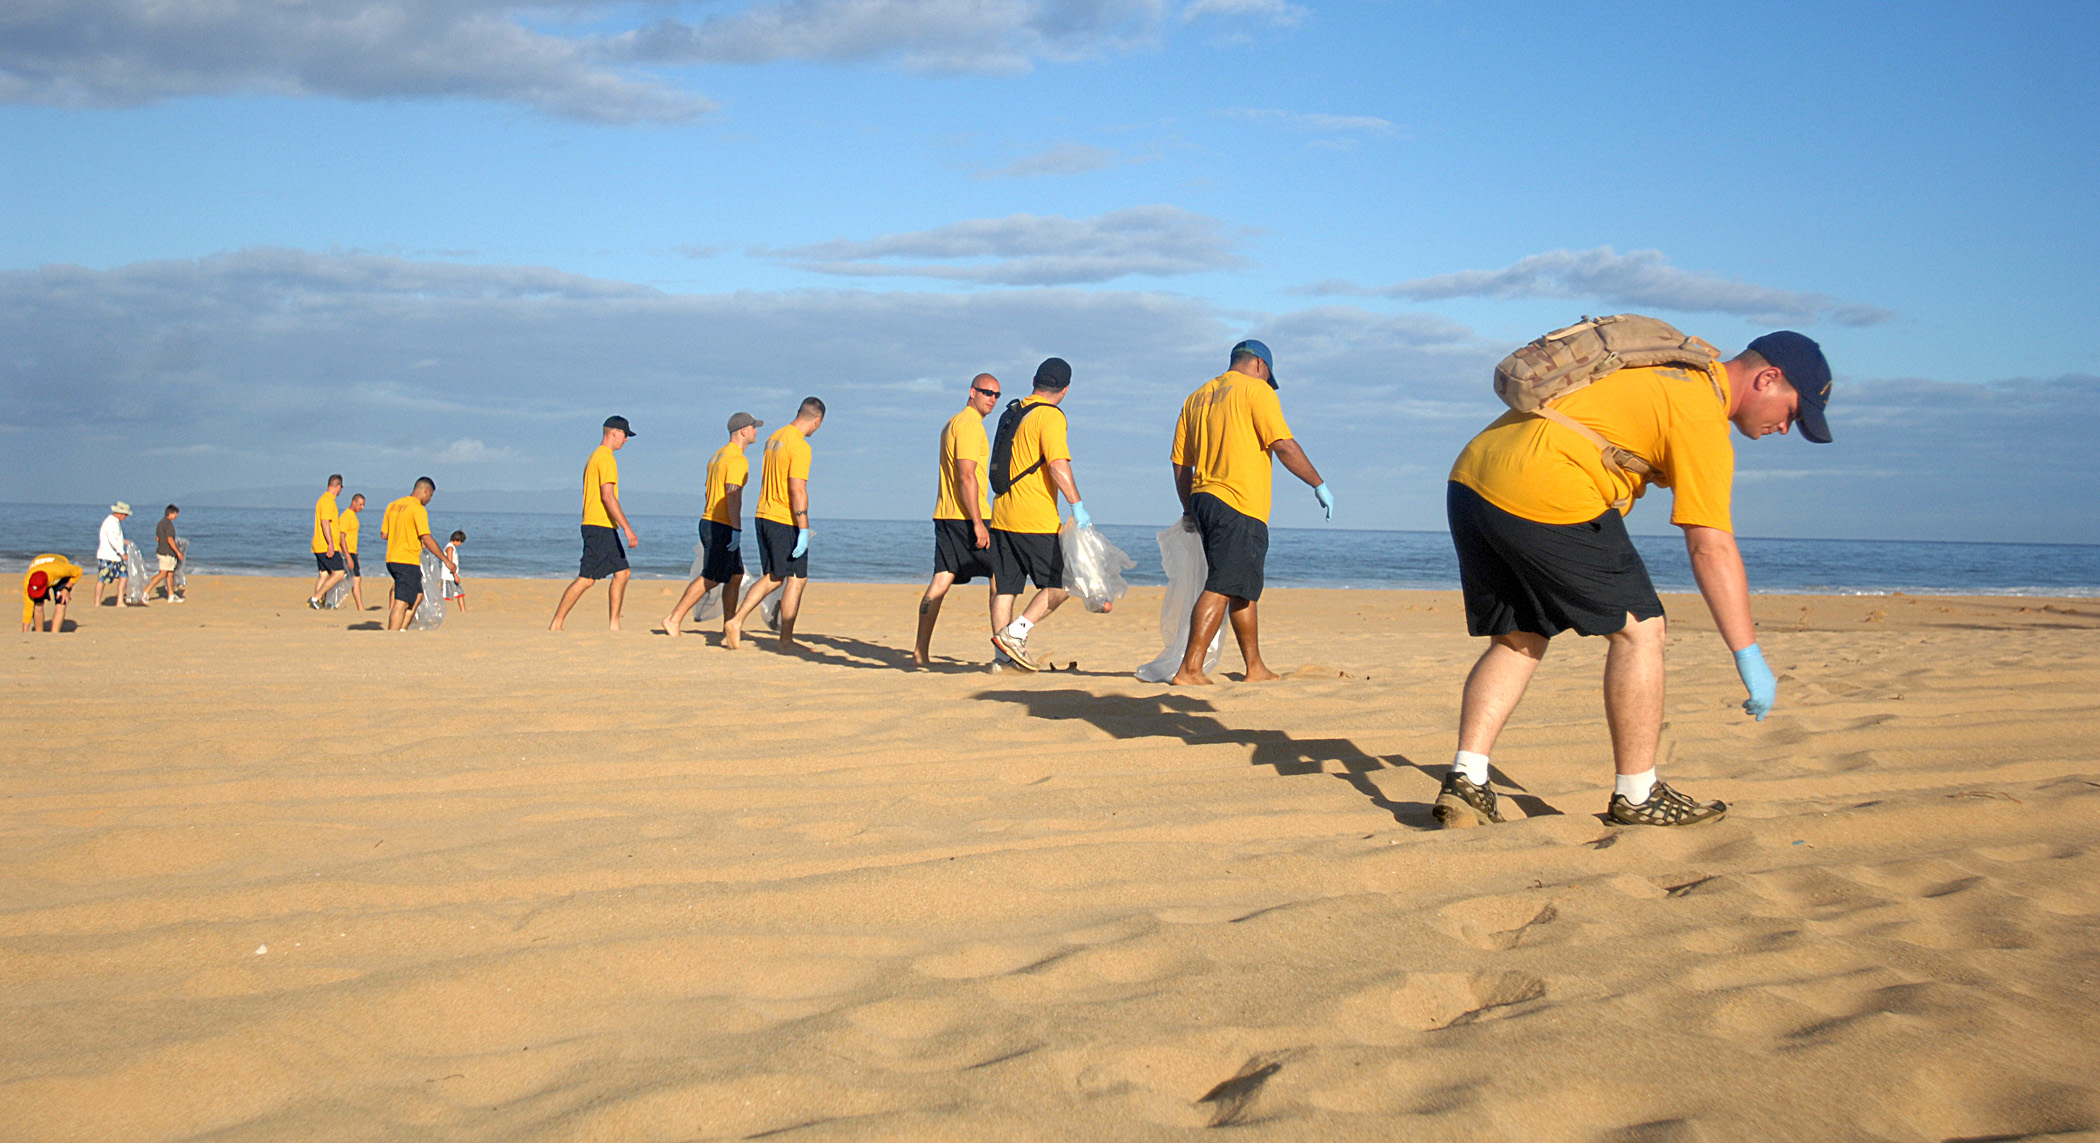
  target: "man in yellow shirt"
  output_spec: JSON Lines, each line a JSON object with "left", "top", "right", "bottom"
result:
{"left": 1168, "top": 339, "right": 1331, "bottom": 685}
{"left": 987, "top": 358, "right": 1089, "bottom": 672}
{"left": 22, "top": 554, "right": 83, "bottom": 632}
{"left": 726, "top": 397, "right": 824, "bottom": 651}
{"left": 307, "top": 474, "right": 345, "bottom": 609}
{"left": 550, "top": 416, "right": 641, "bottom": 632}
{"left": 664, "top": 411, "right": 763, "bottom": 638}
{"left": 339, "top": 492, "right": 369, "bottom": 611}
{"left": 379, "top": 477, "right": 458, "bottom": 631}
{"left": 1435, "top": 330, "right": 1834, "bottom": 830}
{"left": 913, "top": 373, "right": 1002, "bottom": 666}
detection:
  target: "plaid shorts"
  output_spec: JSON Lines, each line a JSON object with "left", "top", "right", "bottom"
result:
{"left": 98, "top": 559, "right": 124, "bottom": 583}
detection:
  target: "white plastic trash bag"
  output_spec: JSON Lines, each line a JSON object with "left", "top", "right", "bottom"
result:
{"left": 409, "top": 549, "right": 446, "bottom": 630}
{"left": 689, "top": 540, "right": 708, "bottom": 580}
{"left": 694, "top": 584, "right": 723, "bottom": 621}
{"left": 170, "top": 538, "right": 189, "bottom": 596}
{"left": 758, "top": 593, "right": 780, "bottom": 630}
{"left": 1135, "top": 521, "right": 1223, "bottom": 682}
{"left": 122, "top": 541, "right": 148, "bottom": 604}
{"left": 1060, "top": 520, "right": 1133, "bottom": 613}
{"left": 324, "top": 565, "right": 351, "bottom": 609}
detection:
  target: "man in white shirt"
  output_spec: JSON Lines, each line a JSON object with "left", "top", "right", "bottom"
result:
{"left": 96, "top": 502, "right": 137, "bottom": 607}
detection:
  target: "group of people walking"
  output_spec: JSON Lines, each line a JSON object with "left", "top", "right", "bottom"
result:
{"left": 20, "top": 502, "right": 187, "bottom": 632}
{"left": 306, "top": 475, "right": 465, "bottom": 631}
{"left": 24, "top": 319, "right": 1838, "bottom": 829}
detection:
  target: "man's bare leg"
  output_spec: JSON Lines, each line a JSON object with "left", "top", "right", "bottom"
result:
{"left": 348, "top": 573, "right": 365, "bottom": 611}
{"left": 724, "top": 575, "right": 780, "bottom": 649}
{"left": 914, "top": 572, "right": 956, "bottom": 665}
{"left": 605, "top": 568, "right": 630, "bottom": 632}
{"left": 662, "top": 574, "right": 715, "bottom": 637}
{"left": 1457, "top": 632, "right": 1550, "bottom": 755}
{"left": 1172, "top": 592, "right": 1230, "bottom": 685}
{"left": 776, "top": 576, "right": 808, "bottom": 649}
{"left": 1226, "top": 598, "right": 1281, "bottom": 682}
{"left": 388, "top": 597, "right": 412, "bottom": 631}
{"left": 548, "top": 576, "right": 595, "bottom": 631}
{"left": 1602, "top": 614, "right": 1666, "bottom": 776}
{"left": 720, "top": 574, "right": 742, "bottom": 634}
{"left": 1021, "top": 586, "right": 1066, "bottom": 624}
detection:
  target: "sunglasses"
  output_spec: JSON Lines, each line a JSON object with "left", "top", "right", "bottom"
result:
{"left": 973, "top": 387, "right": 1001, "bottom": 398}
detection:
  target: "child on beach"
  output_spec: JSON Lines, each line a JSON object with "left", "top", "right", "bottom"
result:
{"left": 441, "top": 531, "right": 468, "bottom": 612}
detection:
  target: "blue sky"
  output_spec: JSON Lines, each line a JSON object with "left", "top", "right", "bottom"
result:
{"left": 4, "top": 0, "right": 2096, "bottom": 542}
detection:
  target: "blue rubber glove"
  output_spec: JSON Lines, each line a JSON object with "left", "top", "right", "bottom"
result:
{"left": 1070, "top": 502, "right": 1092, "bottom": 529}
{"left": 1313, "top": 483, "right": 1334, "bottom": 520}
{"left": 790, "top": 528, "right": 810, "bottom": 559}
{"left": 1734, "top": 643, "right": 1776, "bottom": 721}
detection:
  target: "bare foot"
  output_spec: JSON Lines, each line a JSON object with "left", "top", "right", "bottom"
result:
{"left": 911, "top": 651, "right": 930, "bottom": 667}
{"left": 1169, "top": 670, "right": 1213, "bottom": 686}
{"left": 548, "top": 622, "right": 564, "bottom": 632}
{"left": 722, "top": 621, "right": 742, "bottom": 649}
{"left": 609, "top": 623, "right": 622, "bottom": 632}
{"left": 779, "top": 638, "right": 802, "bottom": 652}
{"left": 662, "top": 618, "right": 682, "bottom": 637}
{"left": 1242, "top": 665, "right": 1283, "bottom": 682}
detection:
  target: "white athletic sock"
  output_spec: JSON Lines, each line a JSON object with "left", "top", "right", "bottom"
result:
{"left": 1615, "top": 768, "right": 1658, "bottom": 804}
{"left": 1003, "top": 616, "right": 1034, "bottom": 640}
{"left": 1452, "top": 750, "right": 1490, "bottom": 786}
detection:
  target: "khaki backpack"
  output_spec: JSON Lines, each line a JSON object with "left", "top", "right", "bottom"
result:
{"left": 1493, "top": 314, "right": 1722, "bottom": 508}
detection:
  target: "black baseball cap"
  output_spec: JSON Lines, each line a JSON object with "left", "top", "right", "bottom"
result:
{"left": 1746, "top": 332, "right": 1832, "bottom": 443}
{"left": 1033, "top": 357, "right": 1072, "bottom": 390}
{"left": 603, "top": 415, "right": 636, "bottom": 437}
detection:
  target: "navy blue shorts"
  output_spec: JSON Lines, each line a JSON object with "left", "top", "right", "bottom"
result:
{"left": 699, "top": 520, "right": 744, "bottom": 582}
{"left": 757, "top": 519, "right": 807, "bottom": 580}
{"left": 579, "top": 524, "right": 629, "bottom": 580}
{"left": 1190, "top": 492, "right": 1269, "bottom": 601}
{"left": 1447, "top": 481, "right": 1664, "bottom": 638}
{"left": 933, "top": 519, "right": 996, "bottom": 585}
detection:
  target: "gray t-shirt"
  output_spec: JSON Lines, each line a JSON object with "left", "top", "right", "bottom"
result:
{"left": 155, "top": 517, "right": 178, "bottom": 556}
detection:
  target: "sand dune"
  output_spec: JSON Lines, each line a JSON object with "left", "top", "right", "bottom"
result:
{"left": 3, "top": 577, "right": 2097, "bottom": 1140}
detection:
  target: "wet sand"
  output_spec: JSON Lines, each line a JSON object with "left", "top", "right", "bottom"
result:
{"left": 4, "top": 576, "right": 2097, "bottom": 1140}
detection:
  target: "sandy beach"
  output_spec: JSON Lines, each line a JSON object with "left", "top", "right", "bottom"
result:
{"left": 3, "top": 575, "right": 2097, "bottom": 1141}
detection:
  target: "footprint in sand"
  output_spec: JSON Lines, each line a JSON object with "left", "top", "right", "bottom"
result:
{"left": 1435, "top": 894, "right": 1558, "bottom": 950}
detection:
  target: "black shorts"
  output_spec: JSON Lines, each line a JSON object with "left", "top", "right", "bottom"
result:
{"left": 991, "top": 528, "right": 1062, "bottom": 595}
{"left": 699, "top": 520, "right": 744, "bottom": 582}
{"left": 757, "top": 518, "right": 808, "bottom": 580}
{"left": 579, "top": 524, "right": 629, "bottom": 580}
{"left": 1190, "top": 492, "right": 1270, "bottom": 601}
{"left": 1447, "top": 481, "right": 1664, "bottom": 639}
{"left": 315, "top": 552, "right": 346, "bottom": 573}
{"left": 386, "top": 561, "right": 423, "bottom": 604}
{"left": 346, "top": 552, "right": 361, "bottom": 577}
{"left": 932, "top": 518, "right": 996, "bottom": 585}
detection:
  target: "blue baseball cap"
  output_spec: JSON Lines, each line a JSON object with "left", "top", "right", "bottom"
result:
{"left": 1232, "top": 339, "right": 1277, "bottom": 387}
{"left": 1746, "top": 331, "right": 1832, "bottom": 443}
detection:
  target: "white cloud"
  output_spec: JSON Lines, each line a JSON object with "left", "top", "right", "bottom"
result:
{"left": 1181, "top": 0, "right": 1306, "bottom": 25}
{"left": 2, "top": 0, "right": 1298, "bottom": 117}
{"left": 973, "top": 142, "right": 1122, "bottom": 178}
{"left": 1222, "top": 107, "right": 1393, "bottom": 134}
{"left": 1, "top": 249, "right": 2086, "bottom": 540}
{"left": 0, "top": 0, "right": 712, "bottom": 123}
{"left": 1302, "top": 246, "right": 1894, "bottom": 327}
{"left": 607, "top": 0, "right": 1173, "bottom": 75}
{"left": 760, "top": 206, "right": 1247, "bottom": 285}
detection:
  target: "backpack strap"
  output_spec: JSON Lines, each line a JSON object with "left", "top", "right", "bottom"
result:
{"left": 1530, "top": 406, "right": 1654, "bottom": 514}
{"left": 1003, "top": 403, "right": 1065, "bottom": 488}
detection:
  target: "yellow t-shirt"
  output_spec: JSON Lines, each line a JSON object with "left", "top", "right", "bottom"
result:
{"left": 933, "top": 407, "right": 992, "bottom": 521}
{"left": 311, "top": 492, "right": 339, "bottom": 553}
{"left": 22, "top": 554, "right": 84, "bottom": 625}
{"left": 756, "top": 426, "right": 812, "bottom": 526}
{"left": 338, "top": 508, "right": 360, "bottom": 555}
{"left": 703, "top": 441, "right": 750, "bottom": 527}
{"left": 1170, "top": 371, "right": 1295, "bottom": 522}
{"left": 1449, "top": 362, "right": 1736, "bottom": 530}
{"left": 581, "top": 445, "right": 619, "bottom": 528}
{"left": 382, "top": 496, "right": 432, "bottom": 564}
{"left": 989, "top": 397, "right": 1070, "bottom": 535}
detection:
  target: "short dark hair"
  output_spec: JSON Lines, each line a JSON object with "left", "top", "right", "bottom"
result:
{"left": 414, "top": 476, "right": 436, "bottom": 492}
{"left": 327, "top": 474, "right": 343, "bottom": 486}
{"left": 449, "top": 530, "right": 466, "bottom": 543}
{"left": 799, "top": 396, "right": 826, "bottom": 418}
{"left": 164, "top": 504, "right": 178, "bottom": 515}
{"left": 349, "top": 492, "right": 365, "bottom": 503}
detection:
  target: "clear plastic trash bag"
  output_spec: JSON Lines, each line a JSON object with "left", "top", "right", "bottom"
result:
{"left": 122, "top": 541, "right": 148, "bottom": 604}
{"left": 324, "top": 560, "right": 352, "bottom": 609}
{"left": 759, "top": 593, "right": 780, "bottom": 630}
{"left": 687, "top": 542, "right": 724, "bottom": 621}
{"left": 1135, "top": 520, "right": 1223, "bottom": 682}
{"left": 170, "top": 537, "right": 189, "bottom": 596}
{"left": 409, "top": 549, "right": 446, "bottom": 630}
{"left": 1060, "top": 520, "right": 1133, "bottom": 613}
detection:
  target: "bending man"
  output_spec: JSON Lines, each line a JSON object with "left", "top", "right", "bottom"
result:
{"left": 1437, "top": 330, "right": 1834, "bottom": 829}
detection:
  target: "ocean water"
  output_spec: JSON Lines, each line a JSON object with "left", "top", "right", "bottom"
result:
{"left": 4, "top": 502, "right": 2096, "bottom": 597}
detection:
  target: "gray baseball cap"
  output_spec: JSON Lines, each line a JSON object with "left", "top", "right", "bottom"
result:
{"left": 727, "top": 411, "right": 764, "bottom": 434}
